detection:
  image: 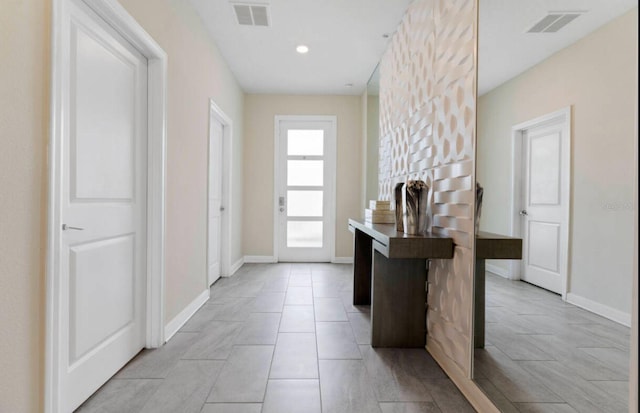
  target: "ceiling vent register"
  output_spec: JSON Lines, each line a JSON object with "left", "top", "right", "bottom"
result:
{"left": 527, "top": 11, "right": 586, "bottom": 33}
{"left": 232, "top": 3, "right": 270, "bottom": 27}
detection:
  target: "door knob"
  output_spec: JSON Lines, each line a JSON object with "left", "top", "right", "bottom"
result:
{"left": 519, "top": 210, "right": 528, "bottom": 216}
{"left": 62, "top": 224, "right": 84, "bottom": 231}
{"left": 220, "top": 206, "right": 225, "bottom": 212}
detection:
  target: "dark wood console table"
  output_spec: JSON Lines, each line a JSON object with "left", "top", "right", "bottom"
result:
{"left": 348, "top": 218, "right": 454, "bottom": 347}
{"left": 474, "top": 231, "right": 522, "bottom": 348}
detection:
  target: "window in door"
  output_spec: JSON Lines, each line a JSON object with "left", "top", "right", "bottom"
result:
{"left": 276, "top": 117, "right": 336, "bottom": 262}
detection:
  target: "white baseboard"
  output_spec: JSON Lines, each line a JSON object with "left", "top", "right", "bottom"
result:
{"left": 243, "top": 255, "right": 353, "bottom": 264}
{"left": 228, "top": 257, "right": 244, "bottom": 276}
{"left": 164, "top": 289, "right": 209, "bottom": 342}
{"left": 566, "top": 293, "right": 631, "bottom": 327}
{"left": 244, "top": 255, "right": 277, "bottom": 263}
{"left": 485, "top": 263, "right": 511, "bottom": 279}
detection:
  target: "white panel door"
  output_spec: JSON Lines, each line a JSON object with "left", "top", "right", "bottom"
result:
{"left": 277, "top": 118, "right": 336, "bottom": 262}
{"left": 520, "top": 122, "right": 568, "bottom": 294}
{"left": 60, "top": 1, "right": 147, "bottom": 410}
{"left": 208, "top": 118, "right": 223, "bottom": 285}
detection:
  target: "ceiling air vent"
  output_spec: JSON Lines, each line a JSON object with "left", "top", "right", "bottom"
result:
{"left": 232, "top": 3, "right": 270, "bottom": 27}
{"left": 527, "top": 11, "right": 585, "bottom": 33}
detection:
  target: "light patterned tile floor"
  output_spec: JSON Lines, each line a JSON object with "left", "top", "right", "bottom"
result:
{"left": 474, "top": 273, "right": 630, "bottom": 413}
{"left": 76, "top": 263, "right": 473, "bottom": 413}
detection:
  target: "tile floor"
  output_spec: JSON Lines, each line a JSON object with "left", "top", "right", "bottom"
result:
{"left": 474, "top": 273, "right": 631, "bottom": 413}
{"left": 76, "top": 263, "right": 475, "bottom": 413}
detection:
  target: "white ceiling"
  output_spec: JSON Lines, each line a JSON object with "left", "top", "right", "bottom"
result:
{"left": 188, "top": 0, "right": 411, "bottom": 95}
{"left": 189, "top": 0, "right": 637, "bottom": 96}
{"left": 478, "top": 0, "right": 637, "bottom": 95}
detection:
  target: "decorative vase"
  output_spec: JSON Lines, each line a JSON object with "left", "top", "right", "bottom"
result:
{"left": 475, "top": 182, "right": 484, "bottom": 233}
{"left": 394, "top": 182, "right": 404, "bottom": 232}
{"left": 402, "top": 180, "right": 430, "bottom": 235}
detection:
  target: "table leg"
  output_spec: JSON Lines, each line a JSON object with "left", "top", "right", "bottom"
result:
{"left": 353, "top": 229, "right": 373, "bottom": 305}
{"left": 371, "top": 249, "right": 427, "bottom": 347}
{"left": 474, "top": 258, "right": 485, "bottom": 348}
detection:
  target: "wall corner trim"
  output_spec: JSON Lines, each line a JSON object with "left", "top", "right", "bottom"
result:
{"left": 244, "top": 255, "right": 277, "bottom": 263}
{"left": 566, "top": 293, "right": 631, "bottom": 327}
{"left": 46, "top": 1, "right": 168, "bottom": 411}
{"left": 228, "top": 257, "right": 245, "bottom": 276}
{"left": 164, "top": 289, "right": 210, "bottom": 342}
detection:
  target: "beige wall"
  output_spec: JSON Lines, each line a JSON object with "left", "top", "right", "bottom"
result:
{"left": 0, "top": 1, "right": 50, "bottom": 411}
{"left": 477, "top": 9, "right": 638, "bottom": 317}
{"left": 0, "top": 0, "right": 244, "bottom": 411}
{"left": 118, "top": 0, "right": 245, "bottom": 323}
{"left": 243, "top": 94, "right": 362, "bottom": 259}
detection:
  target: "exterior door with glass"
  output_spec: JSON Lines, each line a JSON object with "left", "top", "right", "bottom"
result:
{"left": 276, "top": 117, "right": 336, "bottom": 262}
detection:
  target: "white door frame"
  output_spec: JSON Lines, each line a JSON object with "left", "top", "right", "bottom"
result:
{"left": 46, "top": 0, "right": 167, "bottom": 412}
{"left": 208, "top": 99, "right": 233, "bottom": 277}
{"left": 273, "top": 115, "right": 337, "bottom": 262}
{"left": 509, "top": 106, "right": 571, "bottom": 298}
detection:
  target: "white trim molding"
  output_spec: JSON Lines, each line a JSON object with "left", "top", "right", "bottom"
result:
{"left": 208, "top": 99, "right": 234, "bottom": 278}
{"left": 46, "top": 1, "right": 167, "bottom": 412}
{"left": 229, "top": 257, "right": 245, "bottom": 276}
{"left": 164, "top": 289, "right": 210, "bottom": 341}
{"left": 331, "top": 257, "right": 354, "bottom": 264}
{"left": 244, "top": 255, "right": 278, "bottom": 263}
{"left": 566, "top": 293, "right": 631, "bottom": 327}
{"left": 84, "top": 0, "right": 168, "bottom": 349}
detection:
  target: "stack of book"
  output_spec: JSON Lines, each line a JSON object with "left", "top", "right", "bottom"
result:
{"left": 364, "top": 200, "right": 395, "bottom": 224}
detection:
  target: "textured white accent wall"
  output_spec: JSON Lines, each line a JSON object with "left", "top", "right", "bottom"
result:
{"left": 378, "top": 0, "right": 477, "bottom": 375}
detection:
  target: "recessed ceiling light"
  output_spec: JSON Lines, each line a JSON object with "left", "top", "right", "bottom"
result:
{"left": 296, "top": 45, "right": 309, "bottom": 54}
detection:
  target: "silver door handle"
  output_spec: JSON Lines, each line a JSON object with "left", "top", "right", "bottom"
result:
{"left": 62, "top": 224, "right": 84, "bottom": 231}
{"left": 519, "top": 210, "right": 528, "bottom": 216}
{"left": 279, "top": 207, "right": 285, "bottom": 212}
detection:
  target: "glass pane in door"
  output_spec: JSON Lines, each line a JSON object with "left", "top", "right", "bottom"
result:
{"left": 287, "top": 190, "right": 323, "bottom": 217}
{"left": 287, "top": 160, "right": 323, "bottom": 186}
{"left": 288, "top": 130, "right": 324, "bottom": 155}
{"left": 279, "top": 120, "right": 334, "bottom": 261}
{"left": 287, "top": 221, "right": 323, "bottom": 248}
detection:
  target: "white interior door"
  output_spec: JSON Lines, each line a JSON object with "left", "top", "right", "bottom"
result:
{"left": 208, "top": 118, "right": 223, "bottom": 285}
{"left": 276, "top": 117, "right": 336, "bottom": 262}
{"left": 520, "top": 120, "right": 569, "bottom": 294}
{"left": 60, "top": 1, "right": 147, "bottom": 410}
